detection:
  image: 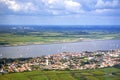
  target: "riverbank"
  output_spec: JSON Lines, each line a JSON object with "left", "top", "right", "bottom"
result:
{"left": 0, "top": 25, "right": 120, "bottom": 47}
{"left": 0, "top": 40, "right": 120, "bottom": 58}
{"left": 0, "top": 38, "right": 117, "bottom": 47}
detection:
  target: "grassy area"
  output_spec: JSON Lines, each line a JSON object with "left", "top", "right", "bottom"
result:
{"left": 0, "top": 25, "right": 120, "bottom": 46}
{"left": 0, "top": 67, "right": 120, "bottom": 80}
{"left": 0, "top": 32, "right": 120, "bottom": 46}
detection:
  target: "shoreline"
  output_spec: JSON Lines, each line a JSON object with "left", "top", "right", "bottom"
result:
{"left": 0, "top": 39, "right": 119, "bottom": 47}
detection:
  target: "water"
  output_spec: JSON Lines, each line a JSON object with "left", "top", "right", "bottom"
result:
{"left": 0, "top": 40, "right": 120, "bottom": 58}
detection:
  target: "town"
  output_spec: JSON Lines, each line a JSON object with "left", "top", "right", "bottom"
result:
{"left": 0, "top": 49, "right": 120, "bottom": 74}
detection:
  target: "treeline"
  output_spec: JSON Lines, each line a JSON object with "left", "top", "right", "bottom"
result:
{"left": 0, "top": 57, "right": 32, "bottom": 67}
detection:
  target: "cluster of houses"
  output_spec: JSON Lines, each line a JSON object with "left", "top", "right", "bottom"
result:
{"left": 0, "top": 49, "right": 120, "bottom": 73}
{"left": 44, "top": 50, "right": 120, "bottom": 70}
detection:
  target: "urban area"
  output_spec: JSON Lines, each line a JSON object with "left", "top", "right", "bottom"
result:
{"left": 0, "top": 49, "right": 120, "bottom": 74}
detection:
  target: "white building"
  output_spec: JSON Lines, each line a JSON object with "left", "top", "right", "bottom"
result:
{"left": 46, "top": 59, "right": 49, "bottom": 65}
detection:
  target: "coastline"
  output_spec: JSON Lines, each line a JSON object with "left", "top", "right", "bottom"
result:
{"left": 0, "top": 39, "right": 120, "bottom": 58}
{"left": 0, "top": 39, "right": 119, "bottom": 47}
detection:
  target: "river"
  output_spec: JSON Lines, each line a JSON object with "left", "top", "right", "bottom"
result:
{"left": 0, "top": 40, "right": 120, "bottom": 58}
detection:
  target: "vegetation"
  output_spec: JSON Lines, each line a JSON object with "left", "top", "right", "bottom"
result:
{"left": 0, "top": 25, "right": 120, "bottom": 46}
{"left": 0, "top": 67, "right": 120, "bottom": 80}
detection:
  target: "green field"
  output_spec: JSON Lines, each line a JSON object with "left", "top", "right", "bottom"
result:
{"left": 0, "top": 67, "right": 120, "bottom": 80}
{"left": 0, "top": 31, "right": 120, "bottom": 46}
{"left": 0, "top": 32, "right": 80, "bottom": 45}
{"left": 0, "top": 25, "right": 120, "bottom": 46}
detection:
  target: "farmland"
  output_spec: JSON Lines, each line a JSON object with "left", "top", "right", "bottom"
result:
{"left": 0, "top": 25, "right": 120, "bottom": 46}
{"left": 0, "top": 67, "right": 120, "bottom": 80}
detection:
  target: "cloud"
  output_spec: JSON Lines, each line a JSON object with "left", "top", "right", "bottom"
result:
{"left": 0, "top": 0, "right": 37, "bottom": 14}
{"left": 64, "top": 0, "right": 84, "bottom": 13}
{"left": 42, "top": 0, "right": 83, "bottom": 15}
{"left": 0, "top": 0, "right": 120, "bottom": 16}
{"left": 4, "top": 0, "right": 20, "bottom": 11}
{"left": 93, "top": 0, "right": 120, "bottom": 15}
{"left": 95, "top": 9, "right": 113, "bottom": 13}
{"left": 0, "top": 0, "right": 84, "bottom": 15}
{"left": 95, "top": 0, "right": 120, "bottom": 9}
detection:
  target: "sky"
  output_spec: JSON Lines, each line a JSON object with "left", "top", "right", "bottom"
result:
{"left": 0, "top": 0, "right": 120, "bottom": 25}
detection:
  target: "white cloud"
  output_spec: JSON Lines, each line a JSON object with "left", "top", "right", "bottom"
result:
{"left": 95, "top": 0, "right": 104, "bottom": 8}
{"left": 95, "top": 0, "right": 119, "bottom": 9}
{"left": 42, "top": 0, "right": 64, "bottom": 9}
{"left": 94, "top": 0, "right": 120, "bottom": 14}
{"left": 41, "top": 0, "right": 83, "bottom": 15}
{"left": 112, "top": 0, "right": 119, "bottom": 7}
{"left": 0, "top": 0, "right": 20, "bottom": 11}
{"left": 0, "top": 0, "right": 37, "bottom": 13}
{"left": 95, "top": 9, "right": 113, "bottom": 13}
{"left": 47, "top": 0, "right": 57, "bottom": 4}
{"left": 64, "top": 0, "right": 83, "bottom": 13}
{"left": 0, "top": 0, "right": 119, "bottom": 16}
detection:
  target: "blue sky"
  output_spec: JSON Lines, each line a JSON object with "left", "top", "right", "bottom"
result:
{"left": 0, "top": 0, "right": 120, "bottom": 25}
